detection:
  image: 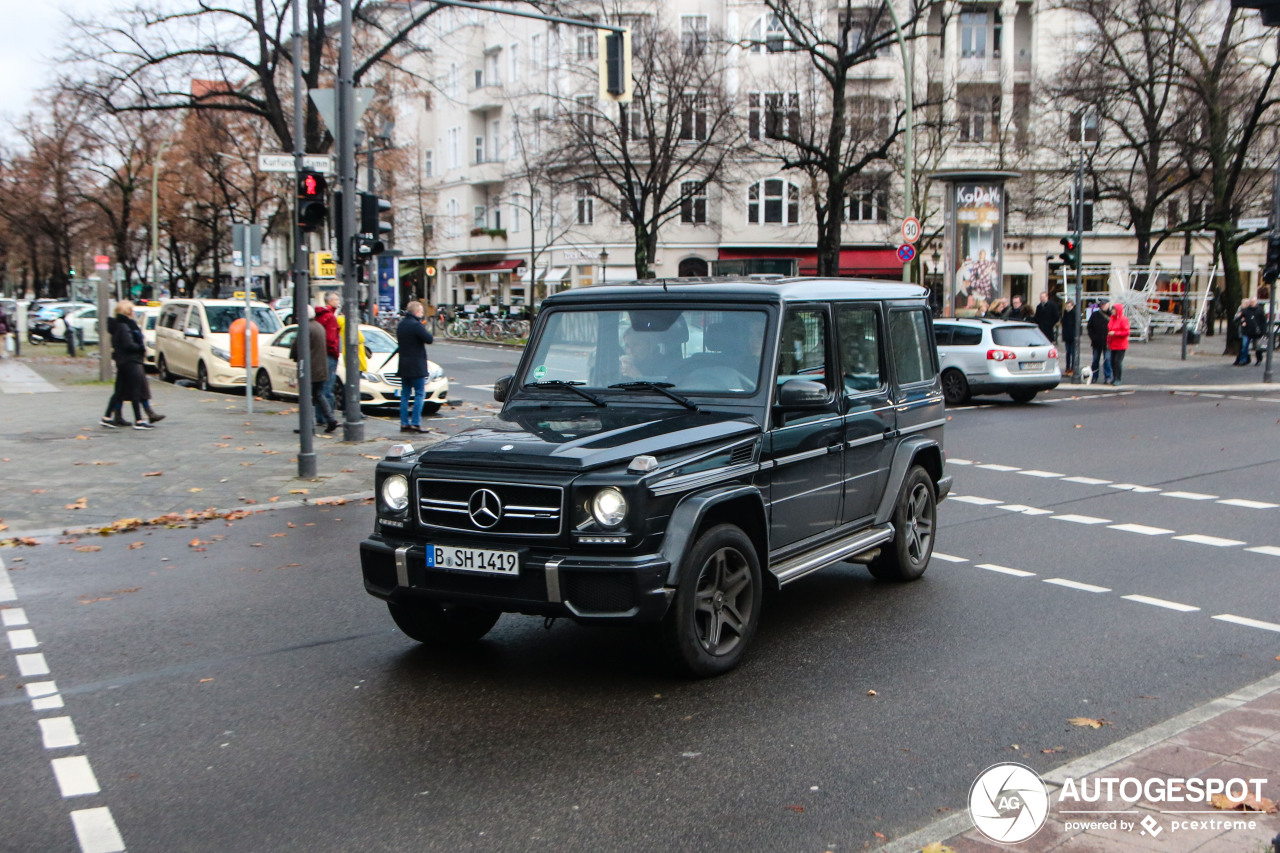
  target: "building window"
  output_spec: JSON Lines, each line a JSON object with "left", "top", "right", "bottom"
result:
{"left": 531, "top": 34, "right": 542, "bottom": 72}
{"left": 681, "top": 181, "right": 707, "bottom": 224}
{"left": 844, "top": 177, "right": 889, "bottom": 222}
{"left": 484, "top": 49, "right": 501, "bottom": 86}
{"left": 489, "top": 119, "right": 501, "bottom": 161}
{"left": 1067, "top": 190, "right": 1095, "bottom": 231}
{"left": 747, "top": 179, "right": 800, "bottom": 225}
{"left": 621, "top": 100, "right": 646, "bottom": 141}
{"left": 445, "top": 198, "right": 460, "bottom": 237}
{"left": 447, "top": 63, "right": 459, "bottom": 98}
{"left": 577, "top": 21, "right": 597, "bottom": 60}
{"left": 1068, "top": 108, "right": 1099, "bottom": 143}
{"left": 958, "top": 91, "right": 999, "bottom": 142}
{"left": 447, "top": 127, "right": 460, "bottom": 169}
{"left": 848, "top": 97, "right": 892, "bottom": 140}
{"left": 619, "top": 193, "right": 632, "bottom": 224}
{"left": 508, "top": 43, "right": 519, "bottom": 83}
{"left": 423, "top": 149, "right": 433, "bottom": 178}
{"left": 960, "top": 10, "right": 989, "bottom": 58}
{"left": 577, "top": 183, "right": 594, "bottom": 225}
{"left": 575, "top": 94, "right": 594, "bottom": 136}
{"left": 681, "top": 15, "right": 708, "bottom": 56}
{"left": 680, "top": 93, "right": 708, "bottom": 141}
{"left": 475, "top": 136, "right": 485, "bottom": 164}
{"left": 1166, "top": 200, "right": 1180, "bottom": 228}
{"left": 749, "top": 13, "right": 786, "bottom": 53}
{"left": 749, "top": 92, "right": 799, "bottom": 140}
{"left": 839, "top": 9, "right": 891, "bottom": 56}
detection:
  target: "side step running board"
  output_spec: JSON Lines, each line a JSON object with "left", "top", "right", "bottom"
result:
{"left": 769, "top": 525, "right": 895, "bottom": 586}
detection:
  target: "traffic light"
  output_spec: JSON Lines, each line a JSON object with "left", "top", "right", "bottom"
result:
{"left": 359, "top": 192, "right": 392, "bottom": 256}
{"left": 1264, "top": 234, "right": 1280, "bottom": 284}
{"left": 1058, "top": 236, "right": 1080, "bottom": 268}
{"left": 296, "top": 170, "right": 328, "bottom": 232}
{"left": 1232, "top": 0, "right": 1280, "bottom": 27}
{"left": 597, "top": 28, "right": 632, "bottom": 102}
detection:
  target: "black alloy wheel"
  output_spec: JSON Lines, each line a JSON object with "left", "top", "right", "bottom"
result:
{"left": 196, "top": 361, "right": 210, "bottom": 391}
{"left": 941, "top": 369, "right": 970, "bottom": 405}
{"left": 157, "top": 354, "right": 173, "bottom": 382}
{"left": 254, "top": 369, "right": 274, "bottom": 401}
{"left": 868, "top": 465, "right": 936, "bottom": 582}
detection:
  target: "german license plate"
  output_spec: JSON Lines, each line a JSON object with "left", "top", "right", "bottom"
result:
{"left": 426, "top": 545, "right": 519, "bottom": 575}
{"left": 1019, "top": 361, "right": 1045, "bottom": 371}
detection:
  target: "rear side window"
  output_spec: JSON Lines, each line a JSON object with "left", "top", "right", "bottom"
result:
{"left": 932, "top": 325, "right": 953, "bottom": 347}
{"left": 835, "top": 305, "right": 884, "bottom": 393}
{"left": 778, "top": 308, "right": 832, "bottom": 391}
{"left": 992, "top": 326, "right": 1050, "bottom": 347}
{"left": 953, "top": 326, "right": 983, "bottom": 346}
{"left": 889, "top": 309, "right": 934, "bottom": 386}
{"left": 160, "top": 305, "right": 187, "bottom": 329}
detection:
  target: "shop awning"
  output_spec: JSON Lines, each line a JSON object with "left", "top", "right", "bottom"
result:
{"left": 538, "top": 267, "right": 570, "bottom": 282}
{"left": 448, "top": 259, "right": 524, "bottom": 274}
{"left": 1003, "top": 260, "right": 1034, "bottom": 276}
{"left": 719, "top": 247, "right": 903, "bottom": 277}
{"left": 602, "top": 267, "right": 638, "bottom": 283}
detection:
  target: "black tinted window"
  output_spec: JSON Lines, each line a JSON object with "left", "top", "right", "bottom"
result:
{"left": 836, "top": 305, "right": 884, "bottom": 393}
{"left": 953, "top": 326, "right": 983, "bottom": 346}
{"left": 932, "top": 325, "right": 953, "bottom": 346}
{"left": 889, "top": 309, "right": 933, "bottom": 385}
{"left": 992, "top": 326, "right": 1050, "bottom": 347}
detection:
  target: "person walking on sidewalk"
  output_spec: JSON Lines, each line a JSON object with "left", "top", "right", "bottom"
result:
{"left": 0, "top": 309, "right": 9, "bottom": 359}
{"left": 314, "top": 291, "right": 341, "bottom": 424}
{"left": 1107, "top": 302, "right": 1131, "bottom": 386}
{"left": 1061, "top": 300, "right": 1079, "bottom": 376}
{"left": 1034, "top": 292, "right": 1061, "bottom": 343}
{"left": 101, "top": 301, "right": 165, "bottom": 430}
{"left": 289, "top": 307, "right": 339, "bottom": 434}
{"left": 1234, "top": 297, "right": 1266, "bottom": 365}
{"left": 1087, "top": 300, "right": 1112, "bottom": 383}
{"left": 396, "top": 301, "right": 435, "bottom": 434}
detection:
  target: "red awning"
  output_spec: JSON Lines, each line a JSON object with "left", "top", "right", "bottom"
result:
{"left": 448, "top": 259, "right": 524, "bottom": 274}
{"left": 718, "top": 247, "right": 902, "bottom": 277}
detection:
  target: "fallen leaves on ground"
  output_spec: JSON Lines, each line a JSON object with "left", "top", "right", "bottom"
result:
{"left": 74, "top": 545, "right": 102, "bottom": 552}
{"left": 127, "top": 542, "right": 145, "bottom": 550}
{"left": 866, "top": 689, "right": 877, "bottom": 696}
{"left": 340, "top": 468, "right": 354, "bottom": 473}
{"left": 361, "top": 454, "right": 381, "bottom": 459}
{"left": 0, "top": 537, "right": 41, "bottom": 547}
{"left": 188, "top": 487, "right": 203, "bottom": 493}
{"left": 142, "top": 471, "right": 162, "bottom": 477}
{"left": 783, "top": 805, "right": 804, "bottom": 813}
{"left": 316, "top": 497, "right": 347, "bottom": 506}
{"left": 286, "top": 522, "right": 296, "bottom": 528}
{"left": 289, "top": 489, "right": 309, "bottom": 495}
{"left": 199, "top": 678, "right": 214, "bottom": 683}
{"left": 270, "top": 532, "right": 288, "bottom": 538}
{"left": 65, "top": 497, "right": 89, "bottom": 510}
{"left": 1041, "top": 746, "right": 1065, "bottom": 754}
{"left": 213, "top": 443, "right": 230, "bottom": 448}
{"left": 73, "top": 435, "right": 89, "bottom": 441}
{"left": 921, "top": 844, "right": 956, "bottom": 853}
{"left": 0, "top": 521, "right": 6, "bottom": 533}
{"left": 1211, "top": 793, "right": 1277, "bottom": 813}
{"left": 1068, "top": 717, "right": 1112, "bottom": 729}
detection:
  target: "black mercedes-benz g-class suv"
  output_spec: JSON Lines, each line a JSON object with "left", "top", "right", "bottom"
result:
{"left": 361, "top": 278, "right": 950, "bottom": 675}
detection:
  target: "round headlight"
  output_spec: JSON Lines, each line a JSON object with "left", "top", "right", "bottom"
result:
{"left": 381, "top": 474, "right": 409, "bottom": 511}
{"left": 590, "top": 487, "right": 627, "bottom": 528}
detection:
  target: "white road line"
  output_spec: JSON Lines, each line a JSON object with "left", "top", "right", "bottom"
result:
{"left": 1173, "top": 534, "right": 1245, "bottom": 547}
{"left": 7, "top": 628, "right": 38, "bottom": 649}
{"left": 454, "top": 356, "right": 492, "bottom": 362}
{"left": 977, "top": 464, "right": 1020, "bottom": 472}
{"left": 1217, "top": 498, "right": 1279, "bottom": 510}
{"left": 16, "top": 652, "right": 50, "bottom": 676}
{"left": 1062, "top": 476, "right": 1112, "bottom": 485}
{"left": 70, "top": 808, "right": 126, "bottom": 853}
{"left": 1109, "top": 483, "right": 1161, "bottom": 493}
{"left": 948, "top": 458, "right": 974, "bottom": 465}
{"left": 0, "top": 561, "right": 15, "bottom": 602}
{"left": 1246, "top": 546, "right": 1280, "bottom": 558}
{"left": 51, "top": 756, "right": 101, "bottom": 797}
{"left": 1053, "top": 514, "right": 1112, "bottom": 525}
{"left": 998, "top": 504, "right": 1054, "bottom": 515}
{"left": 1018, "top": 470, "right": 1063, "bottom": 478}
{"left": 950, "top": 495, "right": 1003, "bottom": 505}
{"left": 1213, "top": 614, "right": 1280, "bottom": 633}
{"left": 931, "top": 553, "right": 968, "bottom": 563}
{"left": 976, "top": 563, "right": 1036, "bottom": 577}
{"left": 1108, "top": 523, "right": 1174, "bottom": 536}
{"left": 1044, "top": 578, "right": 1111, "bottom": 593}
{"left": 1, "top": 607, "right": 27, "bottom": 626}
{"left": 1162, "top": 491, "right": 1218, "bottom": 501}
{"left": 39, "top": 716, "right": 81, "bottom": 749}
{"left": 25, "top": 680, "right": 58, "bottom": 698}
{"left": 1123, "top": 595, "right": 1200, "bottom": 613}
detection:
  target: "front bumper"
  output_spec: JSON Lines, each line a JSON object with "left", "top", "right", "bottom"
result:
{"left": 360, "top": 534, "right": 673, "bottom": 624}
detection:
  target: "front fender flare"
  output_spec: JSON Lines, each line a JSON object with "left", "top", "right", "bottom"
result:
{"left": 659, "top": 484, "right": 766, "bottom": 585}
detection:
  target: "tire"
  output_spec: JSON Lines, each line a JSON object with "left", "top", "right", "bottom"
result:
{"left": 27, "top": 331, "right": 43, "bottom": 345}
{"left": 197, "top": 361, "right": 210, "bottom": 391}
{"left": 868, "top": 466, "right": 936, "bottom": 582}
{"left": 1008, "top": 389, "right": 1037, "bottom": 403}
{"left": 387, "top": 600, "right": 500, "bottom": 645}
{"left": 254, "top": 369, "right": 274, "bottom": 401}
{"left": 660, "top": 524, "right": 762, "bottom": 677}
{"left": 157, "top": 353, "right": 173, "bottom": 383}
{"left": 941, "top": 369, "right": 970, "bottom": 405}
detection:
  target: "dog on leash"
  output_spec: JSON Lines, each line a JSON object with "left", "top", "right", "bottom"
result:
{"left": 1080, "top": 365, "right": 1094, "bottom": 385}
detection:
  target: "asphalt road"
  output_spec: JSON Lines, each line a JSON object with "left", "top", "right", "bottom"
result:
{"left": 2, "top": 388, "right": 1279, "bottom": 853}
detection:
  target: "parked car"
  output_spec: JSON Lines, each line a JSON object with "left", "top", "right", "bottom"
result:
{"left": 254, "top": 323, "right": 448, "bottom": 412}
{"left": 133, "top": 305, "right": 160, "bottom": 369}
{"left": 932, "top": 318, "right": 1061, "bottom": 405}
{"left": 360, "top": 277, "right": 950, "bottom": 676}
{"left": 154, "top": 298, "right": 283, "bottom": 390}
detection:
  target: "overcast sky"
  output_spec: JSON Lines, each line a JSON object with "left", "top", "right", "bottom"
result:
{"left": 0, "top": 0, "right": 107, "bottom": 136}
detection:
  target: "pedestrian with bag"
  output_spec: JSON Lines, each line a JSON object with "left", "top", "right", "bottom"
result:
{"left": 101, "top": 301, "right": 165, "bottom": 430}
{"left": 1061, "top": 300, "right": 1079, "bottom": 377}
{"left": 289, "top": 306, "right": 339, "bottom": 434}
{"left": 1234, "top": 297, "right": 1266, "bottom": 365}
{"left": 396, "top": 301, "right": 435, "bottom": 434}
{"left": 1087, "top": 300, "right": 1112, "bottom": 384}
{"left": 314, "top": 291, "right": 341, "bottom": 424}
{"left": 1107, "top": 302, "right": 1131, "bottom": 386}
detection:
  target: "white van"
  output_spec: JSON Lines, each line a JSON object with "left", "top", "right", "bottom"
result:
{"left": 155, "top": 299, "right": 283, "bottom": 390}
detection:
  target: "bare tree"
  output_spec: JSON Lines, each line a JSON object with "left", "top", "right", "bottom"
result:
{"left": 507, "top": 108, "right": 583, "bottom": 299}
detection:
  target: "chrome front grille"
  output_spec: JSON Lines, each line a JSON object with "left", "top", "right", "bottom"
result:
{"left": 417, "top": 478, "right": 563, "bottom": 536}
{"left": 384, "top": 373, "right": 402, "bottom": 387}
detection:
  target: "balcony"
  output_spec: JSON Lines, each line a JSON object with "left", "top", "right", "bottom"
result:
{"left": 470, "top": 80, "right": 504, "bottom": 112}
{"left": 468, "top": 228, "right": 508, "bottom": 251}
{"left": 466, "top": 158, "right": 506, "bottom": 186}
{"left": 957, "top": 53, "right": 1001, "bottom": 81}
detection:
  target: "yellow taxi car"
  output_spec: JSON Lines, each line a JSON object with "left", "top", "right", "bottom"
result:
{"left": 254, "top": 324, "right": 449, "bottom": 413}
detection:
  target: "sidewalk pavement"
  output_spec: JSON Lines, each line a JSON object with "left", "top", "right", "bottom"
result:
{"left": 1057, "top": 329, "right": 1279, "bottom": 394}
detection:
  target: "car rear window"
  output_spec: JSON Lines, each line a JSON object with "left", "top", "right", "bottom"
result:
{"left": 992, "top": 326, "right": 1050, "bottom": 348}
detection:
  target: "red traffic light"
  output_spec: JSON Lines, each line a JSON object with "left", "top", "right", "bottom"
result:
{"left": 297, "top": 170, "right": 327, "bottom": 198}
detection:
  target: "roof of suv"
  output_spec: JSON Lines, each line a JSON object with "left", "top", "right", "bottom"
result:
{"left": 546, "top": 277, "right": 929, "bottom": 305}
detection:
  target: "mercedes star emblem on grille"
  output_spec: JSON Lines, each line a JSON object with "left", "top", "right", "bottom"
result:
{"left": 468, "top": 488, "right": 503, "bottom": 528}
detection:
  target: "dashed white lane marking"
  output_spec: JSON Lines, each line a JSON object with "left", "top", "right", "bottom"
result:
{"left": 998, "top": 504, "right": 1054, "bottom": 515}
{"left": 16, "top": 652, "right": 50, "bottom": 676}
{"left": 1018, "top": 470, "right": 1063, "bottom": 478}
{"left": 39, "top": 716, "right": 81, "bottom": 749}
{"left": 0, "top": 566, "right": 15, "bottom": 602}
{"left": 466, "top": 384, "right": 495, "bottom": 392}
{"left": 976, "top": 563, "right": 1036, "bottom": 577}
{"left": 8, "top": 628, "right": 38, "bottom": 649}
{"left": 1173, "top": 534, "right": 1246, "bottom": 547}
{"left": 26, "top": 680, "right": 64, "bottom": 710}
{"left": 1107, "top": 523, "right": 1174, "bottom": 536}
{"left": 1217, "top": 498, "right": 1279, "bottom": 510}
{"left": 1062, "top": 476, "right": 1112, "bottom": 485}
{"left": 1212, "top": 614, "right": 1280, "bottom": 633}
{"left": 2, "top": 607, "right": 28, "bottom": 626}
{"left": 70, "top": 808, "right": 126, "bottom": 853}
{"left": 1053, "top": 514, "right": 1112, "bottom": 525}
{"left": 931, "top": 553, "right": 968, "bottom": 563}
{"left": 977, "top": 464, "right": 1020, "bottom": 472}
{"left": 51, "top": 756, "right": 101, "bottom": 797}
{"left": 950, "top": 495, "right": 1002, "bottom": 505}
{"left": 1044, "top": 578, "right": 1111, "bottom": 593}
{"left": 1123, "top": 595, "right": 1201, "bottom": 612}
{"left": 1162, "top": 491, "right": 1218, "bottom": 501}
{"left": 948, "top": 459, "right": 974, "bottom": 465}
{"left": 1109, "top": 483, "right": 1161, "bottom": 493}
{"left": 1246, "top": 546, "right": 1280, "bottom": 558}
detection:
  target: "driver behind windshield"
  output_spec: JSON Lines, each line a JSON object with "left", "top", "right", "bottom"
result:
{"left": 620, "top": 327, "right": 666, "bottom": 380}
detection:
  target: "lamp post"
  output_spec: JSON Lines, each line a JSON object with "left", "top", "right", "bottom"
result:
{"left": 884, "top": 0, "right": 914, "bottom": 284}
{"left": 599, "top": 247, "right": 609, "bottom": 284}
{"left": 149, "top": 137, "right": 174, "bottom": 299}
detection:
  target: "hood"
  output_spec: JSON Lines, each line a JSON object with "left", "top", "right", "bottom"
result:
{"left": 1112, "top": 303, "right": 1124, "bottom": 316}
{"left": 421, "top": 407, "right": 760, "bottom": 472}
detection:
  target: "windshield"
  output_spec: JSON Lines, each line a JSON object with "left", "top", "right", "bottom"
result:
{"left": 522, "top": 307, "right": 769, "bottom": 395}
{"left": 204, "top": 305, "right": 283, "bottom": 334}
{"left": 363, "top": 327, "right": 397, "bottom": 353}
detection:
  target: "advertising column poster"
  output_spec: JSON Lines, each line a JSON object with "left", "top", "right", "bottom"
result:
{"left": 952, "top": 184, "right": 1004, "bottom": 316}
{"left": 377, "top": 255, "right": 399, "bottom": 319}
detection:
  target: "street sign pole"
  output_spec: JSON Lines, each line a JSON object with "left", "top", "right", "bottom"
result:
{"left": 242, "top": 225, "right": 254, "bottom": 414}
{"left": 338, "top": 0, "right": 364, "bottom": 442}
{"left": 292, "top": 0, "right": 317, "bottom": 478}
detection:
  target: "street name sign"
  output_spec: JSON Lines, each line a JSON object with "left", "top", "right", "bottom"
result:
{"left": 257, "top": 153, "right": 334, "bottom": 174}
{"left": 1238, "top": 217, "right": 1269, "bottom": 230}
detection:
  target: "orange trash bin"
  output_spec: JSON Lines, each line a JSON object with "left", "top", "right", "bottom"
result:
{"left": 229, "top": 318, "right": 260, "bottom": 367}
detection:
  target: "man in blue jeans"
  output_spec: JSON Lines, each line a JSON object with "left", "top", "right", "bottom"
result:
{"left": 1086, "top": 300, "right": 1112, "bottom": 383}
{"left": 396, "top": 301, "right": 435, "bottom": 433}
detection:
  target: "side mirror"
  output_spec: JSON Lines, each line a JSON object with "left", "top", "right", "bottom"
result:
{"left": 184, "top": 327, "right": 201, "bottom": 338}
{"left": 493, "top": 374, "right": 513, "bottom": 403}
{"left": 777, "top": 378, "right": 828, "bottom": 408}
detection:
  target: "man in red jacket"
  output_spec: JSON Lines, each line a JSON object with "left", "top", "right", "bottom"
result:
{"left": 314, "top": 291, "right": 341, "bottom": 423}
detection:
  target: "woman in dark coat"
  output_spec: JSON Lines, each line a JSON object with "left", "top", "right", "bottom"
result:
{"left": 101, "top": 301, "right": 164, "bottom": 430}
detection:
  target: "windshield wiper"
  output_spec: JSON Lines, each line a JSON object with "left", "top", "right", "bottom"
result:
{"left": 524, "top": 380, "right": 607, "bottom": 407}
{"left": 608, "top": 381, "right": 699, "bottom": 411}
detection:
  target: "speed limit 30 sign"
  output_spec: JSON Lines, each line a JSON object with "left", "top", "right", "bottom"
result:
{"left": 901, "top": 216, "right": 921, "bottom": 244}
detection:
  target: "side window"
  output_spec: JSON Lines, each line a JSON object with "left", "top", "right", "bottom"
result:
{"left": 889, "top": 309, "right": 934, "bottom": 386}
{"left": 777, "top": 307, "right": 831, "bottom": 390}
{"left": 187, "top": 307, "right": 204, "bottom": 334}
{"left": 932, "top": 324, "right": 953, "bottom": 347}
{"left": 161, "top": 305, "right": 186, "bottom": 330}
{"left": 953, "top": 326, "right": 983, "bottom": 346}
{"left": 275, "top": 329, "right": 297, "bottom": 348}
{"left": 835, "top": 305, "right": 884, "bottom": 393}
